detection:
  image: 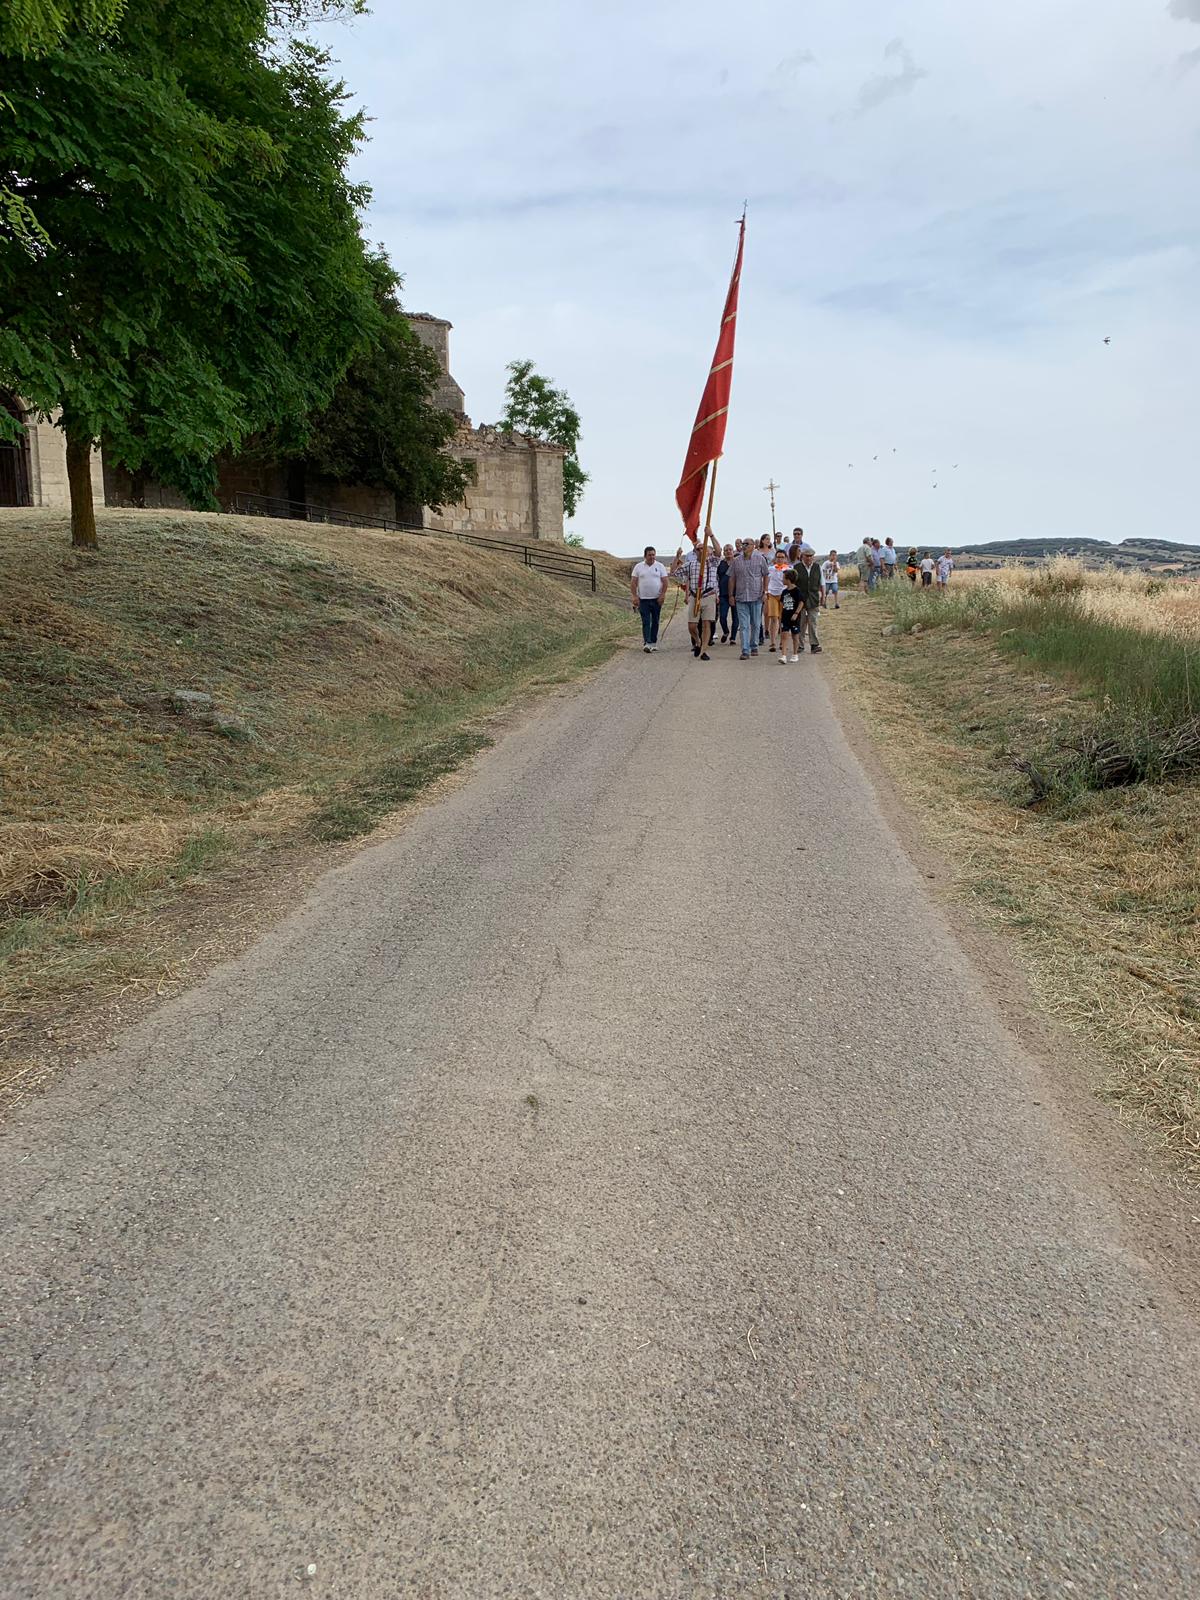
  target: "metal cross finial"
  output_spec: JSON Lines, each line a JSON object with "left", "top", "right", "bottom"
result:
{"left": 764, "top": 478, "right": 779, "bottom": 538}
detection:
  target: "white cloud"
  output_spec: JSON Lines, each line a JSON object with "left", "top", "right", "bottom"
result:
{"left": 855, "top": 38, "right": 928, "bottom": 116}
{"left": 1168, "top": 0, "right": 1200, "bottom": 22}
{"left": 318, "top": 1, "right": 1200, "bottom": 554}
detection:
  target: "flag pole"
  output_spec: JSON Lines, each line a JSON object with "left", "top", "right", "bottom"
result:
{"left": 693, "top": 461, "right": 719, "bottom": 618}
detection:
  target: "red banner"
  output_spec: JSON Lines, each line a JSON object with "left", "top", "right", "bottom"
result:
{"left": 675, "top": 216, "right": 746, "bottom": 542}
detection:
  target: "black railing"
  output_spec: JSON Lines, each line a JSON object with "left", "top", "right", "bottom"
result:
{"left": 230, "top": 492, "right": 596, "bottom": 592}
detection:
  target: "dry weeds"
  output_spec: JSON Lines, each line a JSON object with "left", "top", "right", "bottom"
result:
{"left": 1, "top": 506, "right": 632, "bottom": 1092}
{"left": 831, "top": 594, "right": 1199, "bottom": 1173}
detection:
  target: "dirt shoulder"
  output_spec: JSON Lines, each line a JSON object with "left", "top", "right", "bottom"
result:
{"left": 1, "top": 507, "right": 634, "bottom": 1111}
{"left": 826, "top": 585, "right": 1199, "bottom": 1183}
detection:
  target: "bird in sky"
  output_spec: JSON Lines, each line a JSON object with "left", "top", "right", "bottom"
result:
{"left": 1103, "top": 336, "right": 1111, "bottom": 345}
{"left": 873, "top": 454, "right": 878, "bottom": 461}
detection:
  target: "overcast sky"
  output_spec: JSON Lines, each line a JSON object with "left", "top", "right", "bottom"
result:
{"left": 317, "top": 1, "right": 1200, "bottom": 555}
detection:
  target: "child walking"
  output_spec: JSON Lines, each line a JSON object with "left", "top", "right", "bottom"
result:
{"left": 778, "top": 569, "right": 803, "bottom": 662}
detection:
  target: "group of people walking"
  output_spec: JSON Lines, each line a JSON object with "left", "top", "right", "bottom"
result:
{"left": 630, "top": 527, "right": 957, "bottom": 660}
{"left": 630, "top": 528, "right": 836, "bottom": 662}
{"left": 858, "top": 537, "right": 955, "bottom": 593}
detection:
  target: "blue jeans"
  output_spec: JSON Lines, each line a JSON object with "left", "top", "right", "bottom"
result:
{"left": 736, "top": 599, "right": 762, "bottom": 653}
{"left": 638, "top": 598, "right": 662, "bottom": 645}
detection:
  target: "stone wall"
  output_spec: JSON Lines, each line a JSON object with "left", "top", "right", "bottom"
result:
{"left": 20, "top": 409, "right": 104, "bottom": 508}
{"left": 406, "top": 313, "right": 466, "bottom": 417}
{"left": 424, "top": 424, "right": 564, "bottom": 541}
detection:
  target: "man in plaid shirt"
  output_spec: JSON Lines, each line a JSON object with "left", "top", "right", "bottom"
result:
{"left": 672, "top": 540, "right": 720, "bottom": 660}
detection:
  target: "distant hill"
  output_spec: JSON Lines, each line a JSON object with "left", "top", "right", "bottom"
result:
{"left": 840, "top": 536, "right": 1200, "bottom": 574}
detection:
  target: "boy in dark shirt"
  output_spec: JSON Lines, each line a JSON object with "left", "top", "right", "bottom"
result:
{"left": 778, "top": 569, "right": 803, "bottom": 663}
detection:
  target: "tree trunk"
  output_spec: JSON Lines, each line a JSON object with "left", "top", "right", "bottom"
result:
{"left": 64, "top": 413, "right": 98, "bottom": 549}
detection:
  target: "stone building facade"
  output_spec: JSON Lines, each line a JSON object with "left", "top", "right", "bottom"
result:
{"left": 2, "top": 315, "right": 565, "bottom": 545}
{"left": 404, "top": 314, "right": 564, "bottom": 542}
{"left": 0, "top": 393, "right": 104, "bottom": 510}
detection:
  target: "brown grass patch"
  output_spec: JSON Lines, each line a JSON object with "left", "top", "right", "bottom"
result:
{"left": 830, "top": 593, "right": 1199, "bottom": 1173}
{"left": 1, "top": 507, "right": 632, "bottom": 1100}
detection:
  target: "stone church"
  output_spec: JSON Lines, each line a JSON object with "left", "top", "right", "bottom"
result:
{"left": 0, "top": 315, "right": 565, "bottom": 542}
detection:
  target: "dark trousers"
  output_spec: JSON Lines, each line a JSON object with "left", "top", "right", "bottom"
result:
{"left": 719, "top": 595, "right": 737, "bottom": 639}
{"left": 638, "top": 598, "right": 662, "bottom": 646}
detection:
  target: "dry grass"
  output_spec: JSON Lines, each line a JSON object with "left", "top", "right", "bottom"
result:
{"left": 957, "top": 557, "right": 1200, "bottom": 639}
{"left": 1, "top": 507, "right": 632, "bottom": 1086}
{"left": 831, "top": 589, "right": 1199, "bottom": 1173}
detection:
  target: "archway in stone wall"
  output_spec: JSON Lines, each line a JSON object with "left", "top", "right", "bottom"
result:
{"left": 0, "top": 392, "right": 32, "bottom": 507}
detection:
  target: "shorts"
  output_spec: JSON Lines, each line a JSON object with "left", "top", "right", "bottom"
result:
{"left": 765, "top": 594, "right": 783, "bottom": 621}
{"left": 693, "top": 593, "right": 717, "bottom": 622}
{"left": 780, "top": 611, "right": 802, "bottom": 633}
{"left": 921, "top": 571, "right": 933, "bottom": 587}
{"left": 826, "top": 582, "right": 839, "bottom": 594}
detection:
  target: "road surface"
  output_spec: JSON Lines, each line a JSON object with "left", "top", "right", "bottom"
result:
{"left": 4, "top": 639, "right": 1199, "bottom": 1598}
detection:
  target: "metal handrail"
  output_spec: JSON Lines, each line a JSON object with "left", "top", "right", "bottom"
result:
{"left": 229, "top": 491, "right": 597, "bottom": 592}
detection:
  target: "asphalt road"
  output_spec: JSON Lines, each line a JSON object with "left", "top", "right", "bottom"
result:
{"left": 4, "top": 633, "right": 1199, "bottom": 1599}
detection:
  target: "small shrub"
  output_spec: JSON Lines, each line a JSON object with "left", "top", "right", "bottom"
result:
{"left": 1027, "top": 556, "right": 1086, "bottom": 600}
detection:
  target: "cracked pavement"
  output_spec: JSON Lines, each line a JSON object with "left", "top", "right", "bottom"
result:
{"left": 3, "top": 642, "right": 1199, "bottom": 1597}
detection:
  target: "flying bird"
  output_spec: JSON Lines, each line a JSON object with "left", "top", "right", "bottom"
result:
{"left": 873, "top": 454, "right": 878, "bottom": 461}
{"left": 1103, "top": 336, "right": 1111, "bottom": 345}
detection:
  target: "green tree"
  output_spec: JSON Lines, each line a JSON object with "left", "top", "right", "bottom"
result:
{"left": 286, "top": 254, "right": 474, "bottom": 519}
{"left": 499, "top": 358, "right": 589, "bottom": 521}
{"left": 0, "top": 1, "right": 379, "bottom": 546}
{"left": 0, "top": 0, "right": 125, "bottom": 57}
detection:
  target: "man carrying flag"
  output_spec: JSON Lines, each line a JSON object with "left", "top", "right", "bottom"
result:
{"left": 671, "top": 542, "right": 720, "bottom": 659}
{"left": 674, "top": 213, "right": 746, "bottom": 624}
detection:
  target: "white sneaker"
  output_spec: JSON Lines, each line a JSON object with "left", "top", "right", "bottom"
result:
{"left": 650, "top": 645, "right": 658, "bottom": 652}
{"left": 643, "top": 644, "right": 651, "bottom": 652}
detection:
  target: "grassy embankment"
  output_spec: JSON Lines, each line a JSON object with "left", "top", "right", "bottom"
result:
{"left": 1, "top": 508, "right": 633, "bottom": 1093}
{"left": 832, "top": 560, "right": 1199, "bottom": 1170}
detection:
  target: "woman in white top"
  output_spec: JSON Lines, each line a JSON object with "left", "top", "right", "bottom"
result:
{"left": 764, "top": 551, "right": 790, "bottom": 653}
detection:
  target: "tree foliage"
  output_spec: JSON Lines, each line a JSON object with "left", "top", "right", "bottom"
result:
{"left": 292, "top": 253, "right": 474, "bottom": 516}
{"left": 499, "top": 358, "right": 589, "bottom": 520}
{"left": 0, "top": 0, "right": 125, "bottom": 57}
{"left": 0, "top": 0, "right": 379, "bottom": 543}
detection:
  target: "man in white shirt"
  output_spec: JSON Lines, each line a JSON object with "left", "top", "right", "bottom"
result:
{"left": 821, "top": 553, "right": 840, "bottom": 609}
{"left": 630, "top": 545, "right": 668, "bottom": 652}
{"left": 882, "top": 537, "right": 898, "bottom": 579}
{"left": 935, "top": 549, "right": 955, "bottom": 591}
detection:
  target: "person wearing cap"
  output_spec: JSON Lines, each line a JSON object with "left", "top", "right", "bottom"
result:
{"left": 792, "top": 547, "right": 825, "bottom": 653}
{"left": 671, "top": 539, "right": 720, "bottom": 660}
{"left": 630, "top": 545, "right": 668, "bottom": 652}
